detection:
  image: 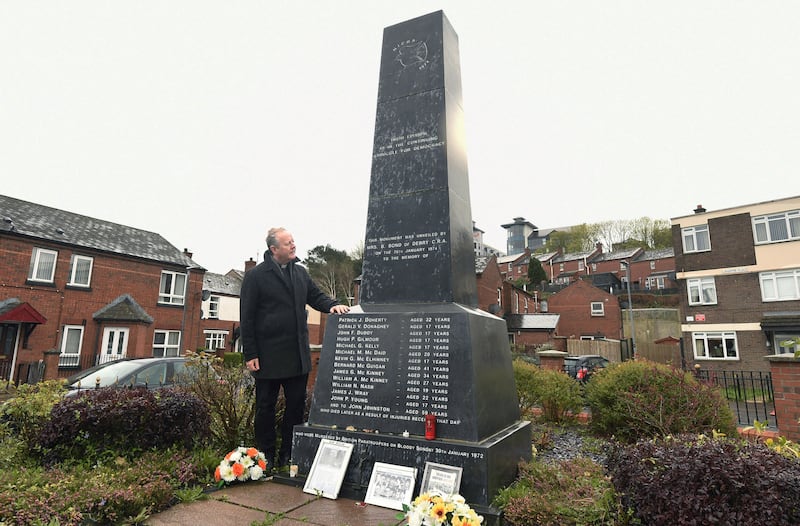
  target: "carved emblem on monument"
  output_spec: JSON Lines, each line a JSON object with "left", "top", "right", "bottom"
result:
{"left": 393, "top": 39, "right": 428, "bottom": 70}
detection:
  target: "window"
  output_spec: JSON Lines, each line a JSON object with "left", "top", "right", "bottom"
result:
{"left": 753, "top": 210, "right": 800, "bottom": 244}
{"left": 646, "top": 276, "right": 666, "bottom": 290}
{"left": 590, "top": 302, "right": 605, "bottom": 316}
{"left": 28, "top": 248, "right": 57, "bottom": 283}
{"left": 159, "top": 271, "right": 187, "bottom": 305}
{"left": 204, "top": 330, "right": 228, "bottom": 350}
{"left": 650, "top": 260, "right": 656, "bottom": 270}
{"left": 59, "top": 325, "right": 84, "bottom": 367}
{"left": 208, "top": 295, "right": 220, "bottom": 319}
{"left": 497, "top": 288, "right": 502, "bottom": 307}
{"left": 559, "top": 263, "right": 564, "bottom": 271}
{"left": 153, "top": 330, "right": 181, "bottom": 357}
{"left": 760, "top": 269, "right": 800, "bottom": 302}
{"left": 693, "top": 332, "right": 738, "bottom": 360}
{"left": 688, "top": 277, "right": 717, "bottom": 305}
{"left": 67, "top": 255, "right": 93, "bottom": 287}
{"left": 591, "top": 263, "right": 597, "bottom": 272}
{"left": 774, "top": 334, "right": 800, "bottom": 355}
{"left": 682, "top": 225, "right": 711, "bottom": 253}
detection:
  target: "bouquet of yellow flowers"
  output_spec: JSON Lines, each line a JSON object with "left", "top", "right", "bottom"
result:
{"left": 214, "top": 446, "right": 268, "bottom": 486}
{"left": 402, "top": 492, "right": 483, "bottom": 526}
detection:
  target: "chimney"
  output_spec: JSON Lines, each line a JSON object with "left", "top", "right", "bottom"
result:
{"left": 245, "top": 257, "right": 256, "bottom": 273}
{"left": 183, "top": 248, "right": 193, "bottom": 258}
{"left": 694, "top": 204, "right": 706, "bottom": 214}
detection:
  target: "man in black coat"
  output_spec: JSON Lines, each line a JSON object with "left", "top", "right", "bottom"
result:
{"left": 240, "top": 227, "right": 350, "bottom": 470}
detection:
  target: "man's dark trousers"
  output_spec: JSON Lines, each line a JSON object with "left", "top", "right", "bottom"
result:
{"left": 255, "top": 374, "right": 308, "bottom": 467}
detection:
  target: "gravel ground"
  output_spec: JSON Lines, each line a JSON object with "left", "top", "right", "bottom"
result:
{"left": 533, "top": 424, "right": 610, "bottom": 466}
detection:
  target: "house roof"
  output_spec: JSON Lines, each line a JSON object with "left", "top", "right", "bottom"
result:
{"left": 497, "top": 252, "right": 527, "bottom": 265}
{"left": 203, "top": 272, "right": 242, "bottom": 295}
{"left": 506, "top": 313, "right": 560, "bottom": 330}
{"left": 0, "top": 298, "right": 47, "bottom": 324}
{"left": 592, "top": 248, "right": 642, "bottom": 263}
{"left": 641, "top": 247, "right": 675, "bottom": 260}
{"left": 555, "top": 250, "right": 596, "bottom": 263}
{"left": 93, "top": 294, "right": 153, "bottom": 323}
{"left": 0, "top": 194, "right": 201, "bottom": 268}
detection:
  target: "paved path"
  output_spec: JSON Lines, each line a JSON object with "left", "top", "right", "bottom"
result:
{"left": 146, "top": 478, "right": 404, "bottom": 526}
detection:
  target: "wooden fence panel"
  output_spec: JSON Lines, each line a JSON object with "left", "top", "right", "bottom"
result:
{"left": 566, "top": 340, "right": 621, "bottom": 363}
{"left": 635, "top": 342, "right": 682, "bottom": 365}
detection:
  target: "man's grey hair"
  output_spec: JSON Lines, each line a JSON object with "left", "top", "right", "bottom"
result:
{"left": 266, "top": 227, "right": 287, "bottom": 248}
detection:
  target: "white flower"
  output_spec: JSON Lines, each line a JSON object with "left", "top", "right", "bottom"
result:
{"left": 250, "top": 465, "right": 264, "bottom": 480}
{"left": 219, "top": 463, "right": 235, "bottom": 482}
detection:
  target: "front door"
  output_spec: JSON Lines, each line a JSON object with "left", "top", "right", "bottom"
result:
{"left": 0, "top": 324, "right": 19, "bottom": 381}
{"left": 99, "top": 327, "right": 129, "bottom": 364}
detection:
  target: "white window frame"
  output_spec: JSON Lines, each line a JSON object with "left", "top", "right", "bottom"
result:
{"left": 760, "top": 269, "right": 800, "bottom": 302}
{"left": 752, "top": 210, "right": 800, "bottom": 244}
{"left": 59, "top": 325, "right": 84, "bottom": 367}
{"left": 682, "top": 225, "right": 711, "bottom": 253}
{"left": 159, "top": 271, "right": 187, "bottom": 305}
{"left": 688, "top": 277, "right": 717, "bottom": 306}
{"left": 67, "top": 254, "right": 94, "bottom": 287}
{"left": 590, "top": 301, "right": 605, "bottom": 316}
{"left": 208, "top": 295, "right": 220, "bottom": 319}
{"left": 153, "top": 330, "right": 181, "bottom": 357}
{"left": 29, "top": 247, "right": 58, "bottom": 283}
{"left": 204, "top": 330, "right": 228, "bottom": 351}
{"left": 692, "top": 331, "right": 739, "bottom": 360}
{"left": 650, "top": 260, "right": 656, "bottom": 270}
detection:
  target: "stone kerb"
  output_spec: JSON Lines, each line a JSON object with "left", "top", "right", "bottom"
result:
{"left": 537, "top": 350, "right": 568, "bottom": 372}
{"left": 767, "top": 354, "right": 800, "bottom": 442}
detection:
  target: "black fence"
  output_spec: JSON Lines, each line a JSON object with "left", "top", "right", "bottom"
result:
{"left": 0, "top": 360, "right": 45, "bottom": 386}
{"left": 695, "top": 369, "right": 776, "bottom": 429}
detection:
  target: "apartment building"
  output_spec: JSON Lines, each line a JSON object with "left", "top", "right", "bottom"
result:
{"left": 673, "top": 196, "right": 800, "bottom": 372}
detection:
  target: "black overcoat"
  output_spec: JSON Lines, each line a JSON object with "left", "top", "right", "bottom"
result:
{"left": 240, "top": 256, "right": 339, "bottom": 379}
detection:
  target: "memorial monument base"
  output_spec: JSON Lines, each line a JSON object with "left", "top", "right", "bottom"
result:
{"left": 284, "top": 419, "right": 530, "bottom": 518}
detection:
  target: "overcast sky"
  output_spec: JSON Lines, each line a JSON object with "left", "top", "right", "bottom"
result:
{"left": 2, "top": 1, "right": 799, "bottom": 273}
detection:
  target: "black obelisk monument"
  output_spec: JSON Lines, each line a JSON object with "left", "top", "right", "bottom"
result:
{"left": 290, "top": 11, "right": 531, "bottom": 512}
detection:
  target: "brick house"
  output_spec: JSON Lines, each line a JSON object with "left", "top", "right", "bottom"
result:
{"left": 546, "top": 278, "right": 623, "bottom": 341}
{"left": 551, "top": 243, "right": 604, "bottom": 285}
{"left": 673, "top": 197, "right": 800, "bottom": 372}
{"left": 0, "top": 194, "right": 206, "bottom": 382}
{"left": 497, "top": 249, "right": 530, "bottom": 282}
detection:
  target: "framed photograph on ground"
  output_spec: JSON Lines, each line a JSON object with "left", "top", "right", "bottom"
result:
{"left": 364, "top": 462, "right": 418, "bottom": 510}
{"left": 303, "top": 439, "right": 354, "bottom": 499}
{"left": 421, "top": 462, "right": 463, "bottom": 495}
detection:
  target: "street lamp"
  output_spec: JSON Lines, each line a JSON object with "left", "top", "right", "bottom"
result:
{"left": 621, "top": 260, "right": 636, "bottom": 356}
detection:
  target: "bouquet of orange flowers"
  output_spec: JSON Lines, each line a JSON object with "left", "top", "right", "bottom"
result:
{"left": 214, "top": 446, "right": 268, "bottom": 486}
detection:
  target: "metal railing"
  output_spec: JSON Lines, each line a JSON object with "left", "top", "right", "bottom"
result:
{"left": 694, "top": 369, "right": 776, "bottom": 428}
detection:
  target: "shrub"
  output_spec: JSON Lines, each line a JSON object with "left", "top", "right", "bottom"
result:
{"left": 0, "top": 446, "right": 211, "bottom": 525}
{"left": 179, "top": 351, "right": 256, "bottom": 451}
{"left": 38, "top": 387, "right": 210, "bottom": 462}
{"left": 606, "top": 434, "right": 800, "bottom": 525}
{"left": 0, "top": 379, "right": 64, "bottom": 446}
{"left": 585, "top": 360, "right": 737, "bottom": 442}
{"left": 512, "top": 358, "right": 539, "bottom": 417}
{"left": 494, "top": 457, "right": 619, "bottom": 526}
{"left": 513, "top": 360, "right": 584, "bottom": 423}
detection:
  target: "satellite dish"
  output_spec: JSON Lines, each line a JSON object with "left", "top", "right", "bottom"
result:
{"left": 201, "top": 290, "right": 211, "bottom": 301}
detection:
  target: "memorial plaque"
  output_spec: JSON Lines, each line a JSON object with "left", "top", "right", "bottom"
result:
{"left": 289, "top": 12, "right": 531, "bottom": 516}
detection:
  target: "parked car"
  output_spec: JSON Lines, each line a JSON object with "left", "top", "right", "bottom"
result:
{"left": 64, "top": 357, "right": 189, "bottom": 396}
{"left": 564, "top": 355, "right": 609, "bottom": 383}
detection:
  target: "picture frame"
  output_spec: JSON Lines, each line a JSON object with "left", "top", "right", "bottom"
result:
{"left": 420, "top": 462, "right": 463, "bottom": 496}
{"left": 364, "top": 462, "right": 418, "bottom": 510}
{"left": 302, "top": 439, "right": 354, "bottom": 499}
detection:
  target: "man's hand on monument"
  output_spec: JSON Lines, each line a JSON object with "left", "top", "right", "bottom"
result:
{"left": 330, "top": 305, "right": 350, "bottom": 315}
